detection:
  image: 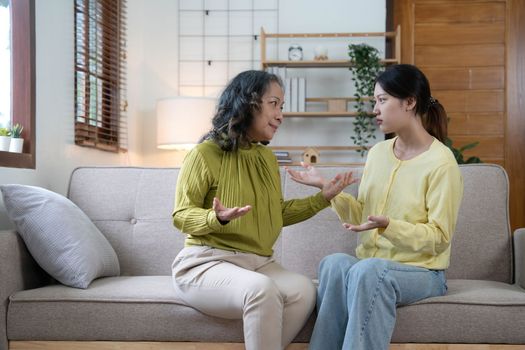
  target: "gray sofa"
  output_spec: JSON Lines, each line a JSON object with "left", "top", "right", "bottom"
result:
{"left": 1, "top": 164, "right": 525, "bottom": 350}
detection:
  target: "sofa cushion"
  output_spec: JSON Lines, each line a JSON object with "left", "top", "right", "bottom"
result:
{"left": 0, "top": 184, "right": 120, "bottom": 289}
{"left": 392, "top": 280, "right": 525, "bottom": 344}
{"left": 7, "top": 276, "right": 245, "bottom": 342}
{"left": 8, "top": 277, "right": 525, "bottom": 344}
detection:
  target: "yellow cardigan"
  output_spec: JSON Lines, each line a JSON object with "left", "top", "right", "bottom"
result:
{"left": 331, "top": 137, "right": 463, "bottom": 270}
{"left": 173, "top": 140, "right": 330, "bottom": 257}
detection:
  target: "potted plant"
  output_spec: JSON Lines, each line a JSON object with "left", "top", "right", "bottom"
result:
{"left": 9, "top": 123, "right": 24, "bottom": 153}
{"left": 348, "top": 43, "right": 384, "bottom": 156}
{"left": 0, "top": 127, "right": 11, "bottom": 151}
{"left": 445, "top": 137, "right": 482, "bottom": 164}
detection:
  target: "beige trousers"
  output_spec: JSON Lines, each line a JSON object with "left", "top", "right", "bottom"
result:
{"left": 172, "top": 245, "right": 316, "bottom": 350}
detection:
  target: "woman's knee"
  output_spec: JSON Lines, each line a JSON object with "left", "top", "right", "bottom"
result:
{"left": 319, "top": 253, "right": 358, "bottom": 276}
{"left": 244, "top": 275, "right": 282, "bottom": 303}
{"left": 348, "top": 257, "right": 391, "bottom": 281}
{"left": 295, "top": 274, "right": 316, "bottom": 306}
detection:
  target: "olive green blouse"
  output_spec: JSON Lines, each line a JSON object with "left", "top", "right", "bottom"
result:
{"left": 173, "top": 140, "right": 330, "bottom": 256}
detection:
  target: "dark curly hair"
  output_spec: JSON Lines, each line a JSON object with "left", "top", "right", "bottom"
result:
{"left": 201, "top": 70, "right": 283, "bottom": 151}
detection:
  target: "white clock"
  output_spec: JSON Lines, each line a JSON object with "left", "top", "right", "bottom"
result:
{"left": 288, "top": 44, "right": 303, "bottom": 61}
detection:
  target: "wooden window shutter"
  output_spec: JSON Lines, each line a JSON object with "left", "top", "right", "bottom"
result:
{"left": 74, "top": 0, "right": 127, "bottom": 152}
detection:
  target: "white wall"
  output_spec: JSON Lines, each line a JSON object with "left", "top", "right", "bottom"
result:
{"left": 127, "top": 0, "right": 186, "bottom": 167}
{"left": 0, "top": 0, "right": 385, "bottom": 229}
{"left": 128, "top": 0, "right": 386, "bottom": 167}
{"left": 272, "top": 0, "right": 386, "bottom": 164}
{"left": 0, "top": 0, "right": 142, "bottom": 229}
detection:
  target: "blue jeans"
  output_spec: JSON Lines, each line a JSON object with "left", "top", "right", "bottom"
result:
{"left": 309, "top": 254, "right": 447, "bottom": 350}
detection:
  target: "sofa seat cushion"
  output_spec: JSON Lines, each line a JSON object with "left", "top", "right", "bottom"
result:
{"left": 7, "top": 276, "right": 244, "bottom": 342}
{"left": 8, "top": 278, "right": 525, "bottom": 344}
{"left": 392, "top": 279, "right": 525, "bottom": 344}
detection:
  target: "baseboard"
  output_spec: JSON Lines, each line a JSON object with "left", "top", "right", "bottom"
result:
{"left": 9, "top": 341, "right": 525, "bottom": 350}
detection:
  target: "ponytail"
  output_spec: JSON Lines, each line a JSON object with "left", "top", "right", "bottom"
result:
{"left": 423, "top": 97, "right": 448, "bottom": 143}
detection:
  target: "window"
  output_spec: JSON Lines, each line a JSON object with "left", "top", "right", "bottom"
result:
{"left": 74, "top": 0, "right": 127, "bottom": 152}
{"left": 0, "top": 0, "right": 36, "bottom": 169}
{"left": 0, "top": 1, "right": 11, "bottom": 129}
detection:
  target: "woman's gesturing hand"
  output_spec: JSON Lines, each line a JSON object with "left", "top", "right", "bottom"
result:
{"left": 343, "top": 215, "right": 389, "bottom": 232}
{"left": 287, "top": 162, "right": 359, "bottom": 201}
{"left": 321, "top": 171, "right": 359, "bottom": 201}
{"left": 213, "top": 197, "right": 252, "bottom": 224}
{"left": 286, "top": 162, "right": 326, "bottom": 189}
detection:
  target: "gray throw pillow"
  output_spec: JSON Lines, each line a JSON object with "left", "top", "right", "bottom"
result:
{"left": 0, "top": 184, "right": 120, "bottom": 289}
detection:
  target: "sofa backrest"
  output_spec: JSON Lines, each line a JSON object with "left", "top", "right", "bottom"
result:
{"left": 279, "top": 164, "right": 512, "bottom": 283}
{"left": 68, "top": 167, "right": 182, "bottom": 276}
{"left": 448, "top": 164, "right": 511, "bottom": 282}
{"left": 68, "top": 164, "right": 512, "bottom": 282}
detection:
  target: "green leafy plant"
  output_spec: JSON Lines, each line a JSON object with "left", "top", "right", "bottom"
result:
{"left": 348, "top": 43, "right": 384, "bottom": 156}
{"left": 445, "top": 137, "right": 482, "bottom": 164}
{"left": 10, "top": 123, "right": 23, "bottom": 138}
{"left": 0, "top": 127, "right": 10, "bottom": 137}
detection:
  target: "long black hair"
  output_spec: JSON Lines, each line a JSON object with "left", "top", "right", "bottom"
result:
{"left": 201, "top": 70, "right": 283, "bottom": 151}
{"left": 375, "top": 64, "right": 447, "bottom": 143}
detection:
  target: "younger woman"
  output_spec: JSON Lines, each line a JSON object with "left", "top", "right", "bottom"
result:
{"left": 288, "top": 64, "right": 463, "bottom": 350}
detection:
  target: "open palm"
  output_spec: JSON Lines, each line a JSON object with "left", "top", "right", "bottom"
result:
{"left": 286, "top": 162, "right": 326, "bottom": 188}
{"left": 287, "top": 162, "right": 359, "bottom": 201}
{"left": 213, "top": 197, "right": 252, "bottom": 223}
{"left": 343, "top": 215, "right": 389, "bottom": 232}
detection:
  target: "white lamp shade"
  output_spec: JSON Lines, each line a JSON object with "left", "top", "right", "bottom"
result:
{"left": 156, "top": 96, "right": 216, "bottom": 150}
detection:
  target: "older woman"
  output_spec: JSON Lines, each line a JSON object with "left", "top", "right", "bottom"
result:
{"left": 171, "top": 70, "right": 354, "bottom": 350}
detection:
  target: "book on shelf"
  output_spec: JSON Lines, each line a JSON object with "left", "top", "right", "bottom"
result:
{"left": 268, "top": 67, "right": 287, "bottom": 84}
{"left": 284, "top": 78, "right": 291, "bottom": 112}
{"left": 291, "top": 78, "right": 299, "bottom": 112}
{"left": 277, "top": 159, "right": 293, "bottom": 165}
{"left": 273, "top": 150, "right": 292, "bottom": 164}
{"left": 298, "top": 78, "right": 306, "bottom": 112}
{"left": 273, "top": 151, "right": 289, "bottom": 157}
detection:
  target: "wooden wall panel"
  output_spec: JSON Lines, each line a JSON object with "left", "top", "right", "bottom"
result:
{"left": 394, "top": 0, "right": 525, "bottom": 229}
{"left": 412, "top": 0, "right": 507, "bottom": 171}
{"left": 415, "top": 44, "right": 505, "bottom": 67}
{"left": 434, "top": 90, "right": 504, "bottom": 113}
{"left": 414, "top": 2, "right": 505, "bottom": 23}
{"left": 422, "top": 67, "right": 504, "bottom": 90}
{"left": 415, "top": 23, "right": 504, "bottom": 45}
{"left": 410, "top": 1, "right": 506, "bottom": 167}
{"left": 448, "top": 112, "right": 504, "bottom": 135}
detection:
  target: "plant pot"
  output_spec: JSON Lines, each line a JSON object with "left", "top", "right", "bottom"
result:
{"left": 0, "top": 135, "right": 11, "bottom": 151}
{"left": 9, "top": 137, "right": 24, "bottom": 153}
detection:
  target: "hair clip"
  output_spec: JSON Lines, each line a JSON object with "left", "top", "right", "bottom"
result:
{"left": 429, "top": 96, "right": 438, "bottom": 106}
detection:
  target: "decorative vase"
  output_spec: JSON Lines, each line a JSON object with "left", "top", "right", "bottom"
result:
{"left": 0, "top": 135, "right": 11, "bottom": 151}
{"left": 9, "top": 137, "right": 24, "bottom": 153}
{"left": 314, "top": 45, "right": 328, "bottom": 61}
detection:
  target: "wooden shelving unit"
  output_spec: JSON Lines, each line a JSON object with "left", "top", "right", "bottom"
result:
{"left": 270, "top": 146, "right": 366, "bottom": 167}
{"left": 262, "top": 26, "right": 401, "bottom": 166}
{"left": 260, "top": 26, "right": 401, "bottom": 70}
{"left": 262, "top": 59, "right": 398, "bottom": 69}
{"left": 283, "top": 112, "right": 358, "bottom": 117}
{"left": 270, "top": 146, "right": 363, "bottom": 151}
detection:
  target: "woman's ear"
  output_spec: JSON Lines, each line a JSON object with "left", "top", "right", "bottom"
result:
{"left": 405, "top": 96, "right": 417, "bottom": 112}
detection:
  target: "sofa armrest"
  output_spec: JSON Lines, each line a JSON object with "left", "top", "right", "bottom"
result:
{"left": 514, "top": 228, "right": 525, "bottom": 289}
{"left": 0, "top": 230, "right": 51, "bottom": 350}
